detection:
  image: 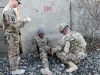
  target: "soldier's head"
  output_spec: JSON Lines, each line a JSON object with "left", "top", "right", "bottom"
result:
{"left": 9, "top": 0, "right": 21, "bottom": 8}
{"left": 59, "top": 23, "right": 69, "bottom": 35}
{"left": 38, "top": 28, "right": 44, "bottom": 38}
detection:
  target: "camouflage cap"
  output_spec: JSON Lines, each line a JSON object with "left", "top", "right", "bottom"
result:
{"left": 38, "top": 28, "right": 44, "bottom": 34}
{"left": 59, "top": 23, "right": 69, "bottom": 32}
{"left": 17, "top": 0, "right": 21, "bottom": 4}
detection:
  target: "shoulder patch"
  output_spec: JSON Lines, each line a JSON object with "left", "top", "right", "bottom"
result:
{"left": 9, "top": 13, "right": 16, "bottom": 22}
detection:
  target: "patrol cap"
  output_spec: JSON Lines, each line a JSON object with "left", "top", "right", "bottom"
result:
{"left": 17, "top": 0, "right": 21, "bottom": 4}
{"left": 38, "top": 28, "right": 44, "bottom": 34}
{"left": 59, "top": 23, "right": 69, "bottom": 33}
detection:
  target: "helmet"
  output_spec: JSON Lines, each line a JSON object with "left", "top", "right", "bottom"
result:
{"left": 38, "top": 28, "right": 44, "bottom": 34}
{"left": 59, "top": 23, "right": 69, "bottom": 32}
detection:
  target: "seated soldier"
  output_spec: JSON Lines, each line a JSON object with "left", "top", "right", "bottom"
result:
{"left": 51, "top": 23, "right": 87, "bottom": 72}
{"left": 32, "top": 28, "right": 52, "bottom": 75}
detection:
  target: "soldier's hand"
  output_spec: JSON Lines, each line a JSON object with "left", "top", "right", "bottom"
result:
{"left": 51, "top": 53, "right": 55, "bottom": 56}
{"left": 35, "top": 53, "right": 40, "bottom": 58}
{"left": 23, "top": 17, "right": 31, "bottom": 22}
{"left": 50, "top": 48, "right": 55, "bottom": 56}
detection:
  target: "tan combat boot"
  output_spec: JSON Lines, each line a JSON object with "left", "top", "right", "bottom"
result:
{"left": 40, "top": 67, "right": 52, "bottom": 75}
{"left": 66, "top": 61, "right": 78, "bottom": 72}
{"left": 12, "top": 69, "right": 25, "bottom": 74}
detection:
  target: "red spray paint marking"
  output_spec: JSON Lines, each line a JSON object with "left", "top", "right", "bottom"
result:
{"left": 44, "top": 6, "right": 51, "bottom": 11}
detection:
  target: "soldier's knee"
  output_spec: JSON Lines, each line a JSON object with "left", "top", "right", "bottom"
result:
{"left": 40, "top": 52, "right": 48, "bottom": 59}
{"left": 39, "top": 48, "right": 46, "bottom": 53}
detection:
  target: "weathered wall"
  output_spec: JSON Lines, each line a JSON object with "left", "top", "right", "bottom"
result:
{"left": 19, "top": 0, "right": 70, "bottom": 55}
{"left": 0, "top": 0, "right": 9, "bottom": 57}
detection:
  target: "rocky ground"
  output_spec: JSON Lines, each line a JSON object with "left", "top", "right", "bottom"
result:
{"left": 0, "top": 48, "right": 100, "bottom": 75}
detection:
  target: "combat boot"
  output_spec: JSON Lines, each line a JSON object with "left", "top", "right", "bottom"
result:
{"left": 12, "top": 69, "right": 25, "bottom": 74}
{"left": 66, "top": 61, "right": 78, "bottom": 72}
{"left": 41, "top": 67, "right": 52, "bottom": 75}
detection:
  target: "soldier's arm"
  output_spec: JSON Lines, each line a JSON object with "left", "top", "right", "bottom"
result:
{"left": 64, "top": 41, "right": 70, "bottom": 53}
{"left": 47, "top": 38, "right": 51, "bottom": 47}
{"left": 3, "top": 11, "right": 10, "bottom": 29}
{"left": 52, "top": 45, "right": 63, "bottom": 54}
{"left": 3, "top": 11, "right": 27, "bottom": 29}
{"left": 32, "top": 38, "right": 39, "bottom": 55}
{"left": 51, "top": 39, "right": 64, "bottom": 54}
{"left": 45, "top": 38, "right": 51, "bottom": 50}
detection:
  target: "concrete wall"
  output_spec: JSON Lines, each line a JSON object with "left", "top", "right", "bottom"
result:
{"left": 19, "top": 0, "right": 70, "bottom": 55}
{"left": 0, "top": 0, "right": 9, "bottom": 57}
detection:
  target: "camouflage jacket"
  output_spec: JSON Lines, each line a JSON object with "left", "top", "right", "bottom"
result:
{"left": 2, "top": 5, "right": 27, "bottom": 35}
{"left": 32, "top": 36, "right": 51, "bottom": 54}
{"left": 52, "top": 31, "right": 87, "bottom": 53}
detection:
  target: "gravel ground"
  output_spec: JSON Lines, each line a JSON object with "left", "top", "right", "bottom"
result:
{"left": 0, "top": 49, "right": 100, "bottom": 75}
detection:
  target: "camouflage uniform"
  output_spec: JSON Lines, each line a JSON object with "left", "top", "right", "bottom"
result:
{"left": 2, "top": 5, "right": 27, "bottom": 70}
{"left": 52, "top": 31, "right": 87, "bottom": 64}
{"left": 32, "top": 36, "right": 51, "bottom": 68}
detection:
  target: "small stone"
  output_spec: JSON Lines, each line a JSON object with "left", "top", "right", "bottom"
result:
{"left": 97, "top": 49, "right": 100, "bottom": 51}
{"left": 37, "top": 65, "right": 41, "bottom": 67}
{"left": 61, "top": 64, "right": 64, "bottom": 67}
{"left": 85, "top": 66, "right": 88, "bottom": 68}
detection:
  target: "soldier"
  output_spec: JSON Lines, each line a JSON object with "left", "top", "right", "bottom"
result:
{"left": 51, "top": 23, "right": 87, "bottom": 72}
{"left": 2, "top": 0, "right": 30, "bottom": 74}
{"left": 32, "top": 28, "right": 52, "bottom": 75}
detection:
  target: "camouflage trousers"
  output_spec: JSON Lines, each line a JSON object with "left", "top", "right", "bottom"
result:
{"left": 56, "top": 51, "right": 86, "bottom": 64}
{"left": 39, "top": 48, "right": 50, "bottom": 68}
{"left": 7, "top": 34, "right": 20, "bottom": 70}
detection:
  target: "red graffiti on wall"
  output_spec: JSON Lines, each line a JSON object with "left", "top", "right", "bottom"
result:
{"left": 44, "top": 6, "right": 51, "bottom": 11}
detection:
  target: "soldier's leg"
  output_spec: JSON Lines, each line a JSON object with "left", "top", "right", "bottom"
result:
{"left": 66, "top": 61, "right": 78, "bottom": 72}
{"left": 56, "top": 51, "right": 79, "bottom": 72}
{"left": 65, "top": 52, "right": 86, "bottom": 72}
{"left": 8, "top": 45, "right": 19, "bottom": 70}
{"left": 39, "top": 48, "right": 52, "bottom": 75}
{"left": 8, "top": 35, "right": 20, "bottom": 71}
{"left": 56, "top": 51, "right": 68, "bottom": 63}
{"left": 8, "top": 35, "right": 25, "bottom": 74}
